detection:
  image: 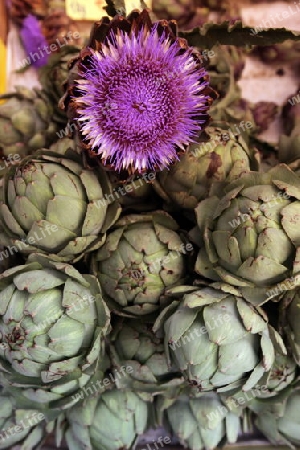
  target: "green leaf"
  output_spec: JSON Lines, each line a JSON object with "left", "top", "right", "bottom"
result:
{"left": 179, "top": 22, "right": 300, "bottom": 49}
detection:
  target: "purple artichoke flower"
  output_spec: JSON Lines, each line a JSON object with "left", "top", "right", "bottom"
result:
{"left": 61, "top": 10, "right": 216, "bottom": 176}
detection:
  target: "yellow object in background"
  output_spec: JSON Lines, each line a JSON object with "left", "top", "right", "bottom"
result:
{"left": 0, "top": 39, "right": 6, "bottom": 98}
{"left": 66, "top": 0, "right": 106, "bottom": 20}
{"left": 0, "top": 0, "right": 7, "bottom": 97}
{"left": 66, "top": 0, "right": 152, "bottom": 21}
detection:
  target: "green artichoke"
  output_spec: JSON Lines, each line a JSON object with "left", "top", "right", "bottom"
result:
{"left": 109, "top": 318, "right": 184, "bottom": 395}
{"left": 159, "top": 393, "right": 240, "bottom": 450}
{"left": 0, "top": 254, "right": 110, "bottom": 410}
{"left": 191, "top": 164, "right": 300, "bottom": 305}
{"left": 0, "top": 86, "right": 59, "bottom": 159}
{"left": 65, "top": 389, "right": 150, "bottom": 450}
{"left": 153, "top": 285, "right": 286, "bottom": 392}
{"left": 249, "top": 384, "right": 300, "bottom": 448}
{"left": 0, "top": 145, "right": 121, "bottom": 262}
{"left": 91, "top": 212, "right": 189, "bottom": 317}
{"left": 39, "top": 46, "right": 80, "bottom": 126}
{"left": 153, "top": 126, "right": 259, "bottom": 210}
{"left": 0, "top": 389, "right": 60, "bottom": 450}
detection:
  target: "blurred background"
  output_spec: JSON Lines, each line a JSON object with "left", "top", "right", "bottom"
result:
{"left": 1, "top": 0, "right": 300, "bottom": 448}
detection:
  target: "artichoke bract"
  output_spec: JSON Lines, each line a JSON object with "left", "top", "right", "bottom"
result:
{"left": 0, "top": 145, "right": 121, "bottom": 262}
{"left": 0, "top": 254, "right": 110, "bottom": 410}
{"left": 159, "top": 393, "right": 240, "bottom": 450}
{"left": 0, "top": 86, "right": 59, "bottom": 158}
{"left": 109, "top": 318, "right": 184, "bottom": 395}
{"left": 153, "top": 126, "right": 258, "bottom": 210}
{"left": 191, "top": 164, "right": 300, "bottom": 305}
{"left": 65, "top": 389, "right": 149, "bottom": 450}
{"left": 154, "top": 285, "right": 286, "bottom": 392}
{"left": 91, "top": 212, "right": 189, "bottom": 317}
{"left": 0, "top": 389, "right": 56, "bottom": 450}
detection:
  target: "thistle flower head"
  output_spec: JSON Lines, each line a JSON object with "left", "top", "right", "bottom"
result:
{"left": 65, "top": 11, "right": 215, "bottom": 175}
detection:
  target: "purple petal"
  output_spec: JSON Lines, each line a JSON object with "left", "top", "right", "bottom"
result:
{"left": 20, "top": 15, "right": 49, "bottom": 68}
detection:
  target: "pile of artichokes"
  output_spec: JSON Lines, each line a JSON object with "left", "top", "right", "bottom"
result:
{"left": 1, "top": 3, "right": 300, "bottom": 450}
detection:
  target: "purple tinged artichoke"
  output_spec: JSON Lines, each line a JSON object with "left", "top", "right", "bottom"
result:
{"left": 0, "top": 145, "right": 121, "bottom": 262}
{"left": 65, "top": 389, "right": 150, "bottom": 450}
{"left": 153, "top": 284, "right": 286, "bottom": 393}
{"left": 39, "top": 45, "right": 80, "bottom": 125}
{"left": 191, "top": 164, "right": 300, "bottom": 306}
{"left": 157, "top": 393, "right": 240, "bottom": 450}
{"left": 91, "top": 212, "right": 189, "bottom": 317}
{"left": 153, "top": 126, "right": 259, "bottom": 210}
{"left": 109, "top": 318, "right": 184, "bottom": 395}
{"left": 0, "top": 254, "right": 110, "bottom": 410}
{"left": 0, "top": 388, "right": 61, "bottom": 449}
{"left": 0, "top": 87, "right": 59, "bottom": 159}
